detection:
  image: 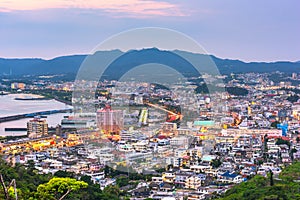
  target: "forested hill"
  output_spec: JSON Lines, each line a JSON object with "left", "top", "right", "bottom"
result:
{"left": 217, "top": 162, "right": 300, "bottom": 200}
{"left": 1, "top": 48, "right": 300, "bottom": 78}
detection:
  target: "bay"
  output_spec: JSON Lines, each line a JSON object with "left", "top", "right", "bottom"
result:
{"left": 0, "top": 94, "right": 73, "bottom": 136}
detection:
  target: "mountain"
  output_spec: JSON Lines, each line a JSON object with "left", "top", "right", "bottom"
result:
{"left": 1, "top": 48, "right": 300, "bottom": 78}
{"left": 0, "top": 55, "right": 86, "bottom": 76}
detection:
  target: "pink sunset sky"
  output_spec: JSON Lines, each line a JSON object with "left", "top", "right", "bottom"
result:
{"left": 0, "top": 0, "right": 299, "bottom": 62}
{"left": 0, "top": 0, "right": 184, "bottom": 17}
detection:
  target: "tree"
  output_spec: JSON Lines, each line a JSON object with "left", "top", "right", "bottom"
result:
{"left": 80, "top": 175, "right": 93, "bottom": 185}
{"left": 291, "top": 148, "right": 297, "bottom": 154}
{"left": 219, "top": 162, "right": 300, "bottom": 200}
{"left": 226, "top": 87, "right": 248, "bottom": 96}
{"left": 116, "top": 176, "right": 129, "bottom": 187}
{"left": 263, "top": 134, "right": 269, "bottom": 152}
{"left": 0, "top": 174, "right": 17, "bottom": 200}
{"left": 211, "top": 159, "right": 222, "bottom": 168}
{"left": 269, "top": 170, "right": 274, "bottom": 186}
{"left": 100, "top": 185, "right": 120, "bottom": 200}
{"left": 8, "top": 186, "right": 21, "bottom": 200}
{"left": 275, "top": 138, "right": 290, "bottom": 148}
{"left": 270, "top": 121, "right": 280, "bottom": 128}
{"left": 53, "top": 170, "right": 75, "bottom": 178}
{"left": 26, "top": 160, "right": 36, "bottom": 176}
{"left": 34, "top": 177, "right": 88, "bottom": 200}
{"left": 287, "top": 95, "right": 299, "bottom": 103}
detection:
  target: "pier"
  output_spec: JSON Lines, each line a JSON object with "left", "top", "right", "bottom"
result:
{"left": 0, "top": 108, "right": 72, "bottom": 123}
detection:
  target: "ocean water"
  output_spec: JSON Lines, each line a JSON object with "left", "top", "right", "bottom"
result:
{"left": 0, "top": 94, "right": 72, "bottom": 136}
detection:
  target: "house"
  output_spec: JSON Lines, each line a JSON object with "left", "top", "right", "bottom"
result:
{"left": 152, "top": 176, "right": 163, "bottom": 183}
{"left": 187, "top": 192, "right": 206, "bottom": 200}
{"left": 197, "top": 186, "right": 209, "bottom": 195}
{"left": 130, "top": 186, "right": 150, "bottom": 198}
{"left": 185, "top": 175, "right": 202, "bottom": 189}
{"left": 218, "top": 171, "right": 244, "bottom": 184}
{"left": 162, "top": 171, "right": 175, "bottom": 183}
{"left": 159, "top": 182, "right": 175, "bottom": 192}
{"left": 149, "top": 182, "right": 160, "bottom": 191}
{"left": 190, "top": 164, "right": 211, "bottom": 173}
{"left": 174, "top": 172, "right": 191, "bottom": 188}
{"left": 293, "top": 149, "right": 300, "bottom": 160}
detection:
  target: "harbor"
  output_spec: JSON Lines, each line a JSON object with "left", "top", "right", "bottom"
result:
{"left": 0, "top": 93, "right": 72, "bottom": 136}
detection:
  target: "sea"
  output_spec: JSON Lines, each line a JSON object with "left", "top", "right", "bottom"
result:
{"left": 0, "top": 94, "right": 73, "bottom": 136}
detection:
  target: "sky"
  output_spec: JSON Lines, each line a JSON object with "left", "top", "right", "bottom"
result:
{"left": 0, "top": 0, "right": 299, "bottom": 62}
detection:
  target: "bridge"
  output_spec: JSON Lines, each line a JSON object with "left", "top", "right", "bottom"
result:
{"left": 0, "top": 108, "right": 72, "bottom": 123}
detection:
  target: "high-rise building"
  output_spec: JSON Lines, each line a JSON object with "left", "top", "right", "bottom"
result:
{"left": 27, "top": 117, "right": 48, "bottom": 138}
{"left": 96, "top": 105, "right": 124, "bottom": 135}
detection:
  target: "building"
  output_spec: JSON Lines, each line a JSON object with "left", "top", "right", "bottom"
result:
{"left": 292, "top": 105, "right": 300, "bottom": 120}
{"left": 120, "top": 131, "right": 132, "bottom": 141}
{"left": 185, "top": 175, "right": 202, "bottom": 189}
{"left": 11, "top": 82, "right": 26, "bottom": 90}
{"left": 162, "top": 171, "right": 175, "bottom": 183}
{"left": 96, "top": 105, "right": 124, "bottom": 135}
{"left": 161, "top": 122, "right": 178, "bottom": 136}
{"left": 217, "top": 171, "right": 243, "bottom": 184}
{"left": 61, "top": 118, "right": 96, "bottom": 129}
{"left": 174, "top": 172, "right": 191, "bottom": 187}
{"left": 27, "top": 117, "right": 48, "bottom": 138}
{"left": 170, "top": 136, "right": 189, "bottom": 147}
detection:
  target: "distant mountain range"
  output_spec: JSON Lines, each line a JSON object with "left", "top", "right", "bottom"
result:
{"left": 1, "top": 48, "right": 300, "bottom": 78}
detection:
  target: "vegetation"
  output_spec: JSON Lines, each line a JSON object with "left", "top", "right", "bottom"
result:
{"left": 0, "top": 158, "right": 52, "bottom": 199}
{"left": 195, "top": 84, "right": 210, "bottom": 94}
{"left": 211, "top": 159, "right": 222, "bottom": 169}
{"left": 218, "top": 162, "right": 300, "bottom": 200}
{"left": 104, "top": 165, "right": 154, "bottom": 181}
{"left": 0, "top": 158, "right": 123, "bottom": 199}
{"left": 1, "top": 156, "right": 299, "bottom": 200}
{"left": 226, "top": 87, "right": 248, "bottom": 96}
{"left": 7, "top": 88, "right": 72, "bottom": 105}
{"left": 31, "top": 177, "right": 88, "bottom": 200}
{"left": 195, "top": 84, "right": 223, "bottom": 94}
{"left": 270, "top": 121, "right": 280, "bottom": 128}
{"left": 28, "top": 89, "right": 72, "bottom": 105}
{"left": 195, "top": 84, "right": 248, "bottom": 96}
{"left": 275, "top": 138, "right": 291, "bottom": 148}
{"left": 287, "top": 94, "right": 299, "bottom": 103}
{"left": 0, "top": 157, "right": 161, "bottom": 199}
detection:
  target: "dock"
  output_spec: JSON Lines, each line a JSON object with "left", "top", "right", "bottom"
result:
{"left": 0, "top": 109, "right": 72, "bottom": 123}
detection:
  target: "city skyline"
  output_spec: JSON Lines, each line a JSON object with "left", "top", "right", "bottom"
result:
{"left": 0, "top": 0, "right": 300, "bottom": 62}
{"left": 1, "top": 1, "right": 300, "bottom": 199}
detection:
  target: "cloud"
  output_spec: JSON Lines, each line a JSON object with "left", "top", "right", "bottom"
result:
{"left": 0, "top": 0, "right": 185, "bottom": 17}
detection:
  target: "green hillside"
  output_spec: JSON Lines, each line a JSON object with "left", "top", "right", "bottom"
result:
{"left": 218, "top": 162, "right": 300, "bottom": 200}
